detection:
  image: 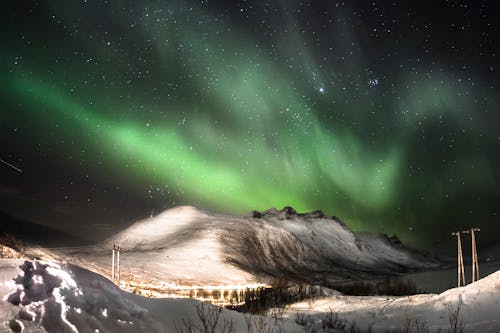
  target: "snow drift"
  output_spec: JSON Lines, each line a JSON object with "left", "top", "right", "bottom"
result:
{"left": 0, "top": 259, "right": 301, "bottom": 333}
{"left": 282, "top": 269, "right": 500, "bottom": 332}
{"left": 1, "top": 259, "right": 499, "bottom": 333}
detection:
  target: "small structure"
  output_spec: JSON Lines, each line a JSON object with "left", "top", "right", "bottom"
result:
{"left": 119, "top": 277, "right": 269, "bottom": 306}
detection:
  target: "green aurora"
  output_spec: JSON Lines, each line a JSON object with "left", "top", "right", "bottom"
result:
{"left": 1, "top": 1, "right": 499, "bottom": 246}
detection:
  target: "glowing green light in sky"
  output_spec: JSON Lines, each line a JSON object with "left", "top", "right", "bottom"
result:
{"left": 5, "top": 72, "right": 401, "bottom": 226}
{"left": 2, "top": 0, "right": 498, "bottom": 245}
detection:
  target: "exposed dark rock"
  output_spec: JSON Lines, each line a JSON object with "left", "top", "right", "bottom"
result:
{"left": 251, "top": 207, "right": 348, "bottom": 224}
{"left": 262, "top": 208, "right": 280, "bottom": 215}
{"left": 280, "top": 206, "right": 297, "bottom": 215}
{"left": 331, "top": 216, "right": 348, "bottom": 228}
{"left": 7, "top": 290, "right": 21, "bottom": 306}
{"left": 308, "top": 210, "right": 326, "bottom": 218}
{"left": 250, "top": 210, "right": 262, "bottom": 218}
{"left": 9, "top": 319, "right": 22, "bottom": 333}
{"left": 388, "top": 235, "right": 403, "bottom": 247}
{"left": 18, "top": 310, "right": 33, "bottom": 322}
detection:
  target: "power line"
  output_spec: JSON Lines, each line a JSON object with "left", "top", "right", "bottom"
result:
{"left": 40, "top": 245, "right": 109, "bottom": 250}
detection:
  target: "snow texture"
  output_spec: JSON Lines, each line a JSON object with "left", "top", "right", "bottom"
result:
{"left": 94, "top": 206, "right": 440, "bottom": 285}
{"left": 1, "top": 259, "right": 500, "bottom": 332}
{"left": 282, "top": 269, "right": 500, "bottom": 332}
{"left": 0, "top": 259, "right": 303, "bottom": 333}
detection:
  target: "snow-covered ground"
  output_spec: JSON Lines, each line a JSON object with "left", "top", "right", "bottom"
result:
{"left": 1, "top": 259, "right": 500, "bottom": 332}
{"left": 402, "top": 260, "right": 500, "bottom": 294}
{"left": 0, "top": 259, "right": 303, "bottom": 333}
{"left": 61, "top": 206, "right": 440, "bottom": 286}
{"left": 280, "top": 269, "right": 500, "bottom": 332}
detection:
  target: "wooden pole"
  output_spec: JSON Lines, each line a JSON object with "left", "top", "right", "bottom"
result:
{"left": 459, "top": 233, "right": 465, "bottom": 286}
{"left": 462, "top": 230, "right": 470, "bottom": 285}
{"left": 474, "top": 231, "right": 480, "bottom": 280}
{"left": 463, "top": 228, "right": 480, "bottom": 283}
{"left": 452, "top": 232, "right": 465, "bottom": 287}
{"left": 117, "top": 247, "right": 121, "bottom": 283}
{"left": 472, "top": 230, "right": 476, "bottom": 283}
{"left": 456, "top": 232, "right": 460, "bottom": 287}
{"left": 112, "top": 245, "right": 116, "bottom": 282}
{"left": 471, "top": 228, "right": 480, "bottom": 282}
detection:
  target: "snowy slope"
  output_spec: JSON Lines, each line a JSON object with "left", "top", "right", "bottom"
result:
{"left": 0, "top": 259, "right": 303, "bottom": 333}
{"left": 2, "top": 259, "right": 499, "bottom": 333}
{"left": 87, "top": 206, "right": 440, "bottom": 286}
{"left": 282, "top": 269, "right": 500, "bottom": 332}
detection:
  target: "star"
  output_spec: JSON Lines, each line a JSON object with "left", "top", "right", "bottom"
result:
{"left": 1, "top": 0, "right": 499, "bottom": 246}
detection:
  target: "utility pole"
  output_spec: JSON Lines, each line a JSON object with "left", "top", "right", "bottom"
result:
{"left": 111, "top": 245, "right": 122, "bottom": 284}
{"left": 112, "top": 245, "right": 116, "bottom": 282}
{"left": 463, "top": 228, "right": 480, "bottom": 283}
{"left": 117, "top": 246, "right": 121, "bottom": 283}
{"left": 452, "top": 231, "right": 465, "bottom": 287}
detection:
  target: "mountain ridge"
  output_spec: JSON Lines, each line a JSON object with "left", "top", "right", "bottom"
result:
{"left": 97, "top": 205, "right": 441, "bottom": 285}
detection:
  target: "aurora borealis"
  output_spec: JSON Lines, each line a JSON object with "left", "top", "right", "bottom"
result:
{"left": 1, "top": 1, "right": 499, "bottom": 248}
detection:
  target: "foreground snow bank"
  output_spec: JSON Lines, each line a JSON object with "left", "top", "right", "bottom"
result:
{"left": 282, "top": 269, "right": 500, "bottom": 332}
{"left": 0, "top": 259, "right": 303, "bottom": 333}
{"left": 2, "top": 258, "right": 498, "bottom": 333}
{"left": 2, "top": 259, "right": 163, "bottom": 332}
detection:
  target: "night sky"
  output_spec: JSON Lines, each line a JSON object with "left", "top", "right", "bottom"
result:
{"left": 1, "top": 1, "right": 499, "bottom": 249}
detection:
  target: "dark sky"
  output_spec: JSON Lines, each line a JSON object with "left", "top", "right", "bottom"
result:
{"left": 1, "top": 0, "right": 499, "bottom": 249}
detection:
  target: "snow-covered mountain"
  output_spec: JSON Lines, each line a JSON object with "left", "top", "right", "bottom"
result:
{"left": 95, "top": 205, "right": 440, "bottom": 285}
